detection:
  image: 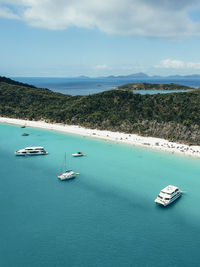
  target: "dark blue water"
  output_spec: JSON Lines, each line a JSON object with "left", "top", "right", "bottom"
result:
{"left": 1, "top": 123, "right": 200, "bottom": 266}
{"left": 13, "top": 77, "right": 200, "bottom": 95}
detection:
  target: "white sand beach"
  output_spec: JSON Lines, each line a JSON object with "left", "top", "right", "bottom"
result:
{"left": 1, "top": 116, "right": 200, "bottom": 159}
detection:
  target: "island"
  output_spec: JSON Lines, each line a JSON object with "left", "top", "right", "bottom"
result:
{"left": 0, "top": 76, "right": 200, "bottom": 146}
{"left": 104, "top": 72, "right": 200, "bottom": 79}
{"left": 116, "top": 82, "right": 193, "bottom": 91}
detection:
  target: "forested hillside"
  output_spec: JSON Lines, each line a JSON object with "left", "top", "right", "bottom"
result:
{"left": 116, "top": 82, "right": 193, "bottom": 91}
{"left": 0, "top": 76, "right": 35, "bottom": 88}
{"left": 0, "top": 80, "right": 200, "bottom": 144}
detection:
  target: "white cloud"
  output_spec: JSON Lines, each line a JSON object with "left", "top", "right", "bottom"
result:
{"left": 187, "top": 62, "right": 200, "bottom": 69}
{"left": 0, "top": 6, "right": 19, "bottom": 19}
{"left": 0, "top": 0, "right": 200, "bottom": 38}
{"left": 157, "top": 59, "right": 185, "bottom": 69}
{"left": 157, "top": 59, "right": 200, "bottom": 69}
{"left": 94, "top": 64, "right": 109, "bottom": 70}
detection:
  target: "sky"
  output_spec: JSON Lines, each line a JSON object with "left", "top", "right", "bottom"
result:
{"left": 1, "top": 0, "right": 200, "bottom": 77}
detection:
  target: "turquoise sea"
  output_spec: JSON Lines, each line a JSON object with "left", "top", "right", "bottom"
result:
{"left": 1, "top": 123, "right": 200, "bottom": 267}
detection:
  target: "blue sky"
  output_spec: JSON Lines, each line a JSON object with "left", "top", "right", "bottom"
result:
{"left": 1, "top": 0, "right": 200, "bottom": 77}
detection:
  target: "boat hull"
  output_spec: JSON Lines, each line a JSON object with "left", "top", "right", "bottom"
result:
{"left": 58, "top": 175, "right": 76, "bottom": 181}
{"left": 15, "top": 152, "right": 48, "bottom": 156}
{"left": 155, "top": 192, "right": 181, "bottom": 206}
{"left": 58, "top": 170, "right": 77, "bottom": 181}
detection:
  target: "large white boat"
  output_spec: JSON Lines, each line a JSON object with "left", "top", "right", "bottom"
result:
{"left": 15, "top": 147, "right": 48, "bottom": 156}
{"left": 154, "top": 185, "right": 182, "bottom": 206}
{"left": 58, "top": 153, "right": 79, "bottom": 181}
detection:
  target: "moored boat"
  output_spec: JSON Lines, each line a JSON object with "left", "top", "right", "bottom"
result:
{"left": 58, "top": 153, "right": 79, "bottom": 181}
{"left": 154, "top": 185, "right": 182, "bottom": 206}
{"left": 22, "top": 133, "right": 29, "bottom": 136}
{"left": 15, "top": 147, "right": 48, "bottom": 156}
{"left": 58, "top": 170, "right": 77, "bottom": 180}
{"left": 72, "top": 152, "right": 85, "bottom": 157}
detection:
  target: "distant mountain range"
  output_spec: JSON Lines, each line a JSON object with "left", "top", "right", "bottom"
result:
{"left": 11, "top": 73, "right": 200, "bottom": 80}
{"left": 103, "top": 72, "right": 200, "bottom": 79}
{"left": 105, "top": 73, "right": 149, "bottom": 79}
{"left": 77, "top": 73, "right": 200, "bottom": 79}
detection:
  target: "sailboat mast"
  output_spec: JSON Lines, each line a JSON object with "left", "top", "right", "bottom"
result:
{"left": 64, "top": 152, "right": 67, "bottom": 171}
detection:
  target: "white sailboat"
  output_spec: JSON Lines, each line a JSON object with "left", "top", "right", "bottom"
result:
{"left": 58, "top": 153, "right": 79, "bottom": 181}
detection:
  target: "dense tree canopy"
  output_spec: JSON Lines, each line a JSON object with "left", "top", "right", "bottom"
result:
{"left": 0, "top": 76, "right": 36, "bottom": 88}
{"left": 116, "top": 82, "right": 193, "bottom": 91}
{"left": 0, "top": 80, "right": 200, "bottom": 144}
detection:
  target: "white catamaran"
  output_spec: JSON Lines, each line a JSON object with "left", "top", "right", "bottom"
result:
{"left": 58, "top": 153, "right": 79, "bottom": 181}
{"left": 154, "top": 185, "right": 182, "bottom": 206}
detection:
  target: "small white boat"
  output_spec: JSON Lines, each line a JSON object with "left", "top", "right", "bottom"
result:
{"left": 72, "top": 152, "right": 85, "bottom": 157}
{"left": 22, "top": 133, "right": 29, "bottom": 136}
{"left": 58, "top": 153, "right": 79, "bottom": 181}
{"left": 15, "top": 147, "right": 48, "bottom": 156}
{"left": 58, "top": 170, "right": 77, "bottom": 180}
{"left": 154, "top": 185, "right": 182, "bottom": 206}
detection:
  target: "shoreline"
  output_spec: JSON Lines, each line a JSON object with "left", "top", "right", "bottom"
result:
{"left": 1, "top": 116, "right": 200, "bottom": 159}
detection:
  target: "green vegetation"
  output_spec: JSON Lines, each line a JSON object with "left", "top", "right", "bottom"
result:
{"left": 0, "top": 79, "right": 200, "bottom": 144}
{"left": 0, "top": 76, "right": 35, "bottom": 88}
{"left": 116, "top": 82, "right": 193, "bottom": 91}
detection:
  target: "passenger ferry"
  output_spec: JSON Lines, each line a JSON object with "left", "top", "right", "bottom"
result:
{"left": 15, "top": 147, "right": 48, "bottom": 156}
{"left": 154, "top": 185, "right": 182, "bottom": 206}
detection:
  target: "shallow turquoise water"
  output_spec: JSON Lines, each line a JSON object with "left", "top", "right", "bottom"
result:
{"left": 1, "top": 123, "right": 200, "bottom": 267}
{"left": 133, "top": 89, "right": 188, "bottom": 95}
